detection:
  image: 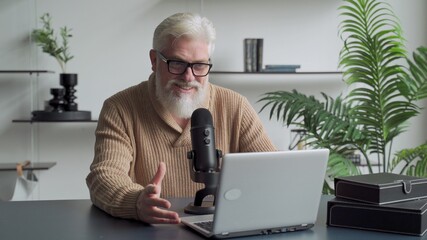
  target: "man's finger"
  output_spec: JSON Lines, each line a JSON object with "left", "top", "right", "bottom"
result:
{"left": 151, "top": 216, "right": 181, "bottom": 224}
{"left": 143, "top": 195, "right": 172, "bottom": 209}
{"left": 149, "top": 210, "right": 181, "bottom": 224}
{"left": 143, "top": 184, "right": 160, "bottom": 196}
{"left": 150, "top": 162, "right": 166, "bottom": 186}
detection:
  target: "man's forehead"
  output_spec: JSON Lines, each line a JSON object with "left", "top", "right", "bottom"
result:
{"left": 165, "top": 37, "right": 210, "bottom": 60}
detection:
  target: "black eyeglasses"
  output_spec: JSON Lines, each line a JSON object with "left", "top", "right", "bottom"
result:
{"left": 157, "top": 51, "right": 213, "bottom": 77}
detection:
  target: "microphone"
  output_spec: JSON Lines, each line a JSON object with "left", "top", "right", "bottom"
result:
{"left": 185, "top": 108, "right": 222, "bottom": 215}
{"left": 190, "top": 108, "right": 219, "bottom": 172}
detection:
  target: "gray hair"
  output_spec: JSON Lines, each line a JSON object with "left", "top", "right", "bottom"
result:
{"left": 153, "top": 13, "right": 216, "bottom": 56}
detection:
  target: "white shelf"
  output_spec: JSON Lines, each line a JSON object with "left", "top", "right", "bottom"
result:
{"left": 209, "top": 71, "right": 343, "bottom": 88}
{"left": 210, "top": 71, "right": 341, "bottom": 74}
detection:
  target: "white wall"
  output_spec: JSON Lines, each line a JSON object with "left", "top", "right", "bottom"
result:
{"left": 0, "top": 0, "right": 426, "bottom": 200}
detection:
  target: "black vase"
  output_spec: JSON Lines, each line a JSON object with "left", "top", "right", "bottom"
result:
{"left": 60, "top": 73, "right": 78, "bottom": 111}
{"left": 48, "top": 88, "right": 65, "bottom": 112}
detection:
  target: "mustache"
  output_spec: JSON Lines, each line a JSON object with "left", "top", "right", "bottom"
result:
{"left": 167, "top": 79, "right": 203, "bottom": 89}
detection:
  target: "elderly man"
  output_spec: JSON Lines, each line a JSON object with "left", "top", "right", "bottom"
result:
{"left": 86, "top": 12, "right": 276, "bottom": 224}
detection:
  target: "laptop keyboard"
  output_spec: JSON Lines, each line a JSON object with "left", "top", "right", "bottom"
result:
{"left": 195, "top": 220, "right": 213, "bottom": 231}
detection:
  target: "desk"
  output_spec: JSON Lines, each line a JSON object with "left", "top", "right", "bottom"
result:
{"left": 0, "top": 195, "right": 425, "bottom": 240}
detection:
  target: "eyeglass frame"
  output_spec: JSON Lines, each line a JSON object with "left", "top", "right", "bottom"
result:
{"left": 156, "top": 51, "right": 213, "bottom": 77}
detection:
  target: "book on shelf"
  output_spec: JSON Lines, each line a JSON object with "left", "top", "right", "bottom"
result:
{"left": 244, "top": 39, "right": 252, "bottom": 72}
{"left": 262, "top": 64, "right": 301, "bottom": 72}
{"left": 244, "top": 38, "right": 263, "bottom": 72}
{"left": 265, "top": 64, "right": 301, "bottom": 69}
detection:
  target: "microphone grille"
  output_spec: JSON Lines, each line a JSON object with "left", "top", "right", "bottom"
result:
{"left": 191, "top": 108, "right": 213, "bottom": 127}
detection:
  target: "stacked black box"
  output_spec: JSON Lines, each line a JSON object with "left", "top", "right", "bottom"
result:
{"left": 327, "top": 173, "right": 427, "bottom": 236}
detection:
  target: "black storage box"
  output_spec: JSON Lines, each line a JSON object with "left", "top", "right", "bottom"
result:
{"left": 335, "top": 173, "right": 427, "bottom": 204}
{"left": 327, "top": 197, "right": 427, "bottom": 236}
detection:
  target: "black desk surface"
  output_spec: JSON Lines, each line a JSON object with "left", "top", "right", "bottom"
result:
{"left": 0, "top": 195, "right": 425, "bottom": 240}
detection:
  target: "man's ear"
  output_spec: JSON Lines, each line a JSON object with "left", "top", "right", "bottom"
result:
{"left": 149, "top": 49, "right": 157, "bottom": 72}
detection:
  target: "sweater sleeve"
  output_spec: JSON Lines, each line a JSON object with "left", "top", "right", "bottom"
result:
{"left": 239, "top": 97, "right": 277, "bottom": 152}
{"left": 86, "top": 99, "right": 143, "bottom": 220}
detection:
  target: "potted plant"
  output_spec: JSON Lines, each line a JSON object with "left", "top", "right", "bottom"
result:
{"left": 32, "top": 13, "right": 79, "bottom": 112}
{"left": 31, "top": 13, "right": 90, "bottom": 121}
{"left": 258, "top": 0, "right": 427, "bottom": 193}
{"left": 32, "top": 13, "right": 73, "bottom": 73}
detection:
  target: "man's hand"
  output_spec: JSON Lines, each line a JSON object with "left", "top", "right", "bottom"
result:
{"left": 136, "top": 162, "right": 181, "bottom": 224}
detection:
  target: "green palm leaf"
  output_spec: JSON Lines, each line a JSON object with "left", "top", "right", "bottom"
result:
{"left": 391, "top": 143, "right": 427, "bottom": 176}
{"left": 324, "top": 153, "right": 361, "bottom": 194}
{"left": 399, "top": 47, "right": 427, "bottom": 101}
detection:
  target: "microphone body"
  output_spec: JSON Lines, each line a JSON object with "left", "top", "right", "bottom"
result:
{"left": 190, "top": 108, "right": 219, "bottom": 172}
{"left": 185, "top": 108, "right": 222, "bottom": 214}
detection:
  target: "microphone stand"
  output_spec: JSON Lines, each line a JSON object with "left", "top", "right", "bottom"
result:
{"left": 184, "top": 150, "right": 222, "bottom": 215}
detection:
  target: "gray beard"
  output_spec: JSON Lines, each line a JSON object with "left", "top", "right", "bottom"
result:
{"left": 155, "top": 78, "right": 208, "bottom": 119}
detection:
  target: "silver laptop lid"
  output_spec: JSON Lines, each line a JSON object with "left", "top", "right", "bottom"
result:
{"left": 212, "top": 149, "right": 329, "bottom": 236}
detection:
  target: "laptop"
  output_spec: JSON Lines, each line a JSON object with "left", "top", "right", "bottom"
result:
{"left": 181, "top": 149, "right": 329, "bottom": 238}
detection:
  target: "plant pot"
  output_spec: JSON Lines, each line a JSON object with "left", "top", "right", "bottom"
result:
{"left": 60, "top": 73, "right": 78, "bottom": 111}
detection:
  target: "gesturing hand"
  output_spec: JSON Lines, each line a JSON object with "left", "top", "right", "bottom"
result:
{"left": 136, "top": 162, "right": 181, "bottom": 224}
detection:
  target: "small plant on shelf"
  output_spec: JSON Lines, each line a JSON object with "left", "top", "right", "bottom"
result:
{"left": 32, "top": 13, "right": 73, "bottom": 73}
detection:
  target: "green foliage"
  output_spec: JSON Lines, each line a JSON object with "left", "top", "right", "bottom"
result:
{"left": 323, "top": 153, "right": 361, "bottom": 194}
{"left": 258, "top": 0, "right": 427, "bottom": 193}
{"left": 32, "top": 13, "right": 73, "bottom": 73}
{"left": 338, "top": 0, "right": 421, "bottom": 172}
{"left": 399, "top": 47, "right": 427, "bottom": 101}
{"left": 259, "top": 90, "right": 367, "bottom": 156}
{"left": 391, "top": 142, "right": 427, "bottom": 176}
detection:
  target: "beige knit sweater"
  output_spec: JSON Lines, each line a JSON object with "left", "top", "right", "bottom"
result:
{"left": 86, "top": 74, "right": 276, "bottom": 220}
